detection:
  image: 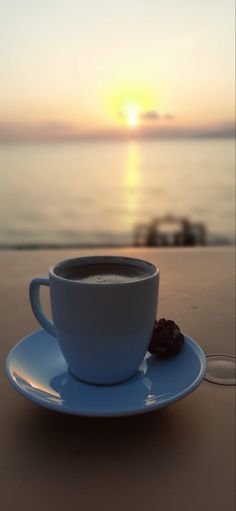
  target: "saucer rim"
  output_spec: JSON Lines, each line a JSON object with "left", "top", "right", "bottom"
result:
{"left": 6, "top": 329, "right": 206, "bottom": 417}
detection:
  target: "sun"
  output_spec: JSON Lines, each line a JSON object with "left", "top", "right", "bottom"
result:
{"left": 127, "top": 108, "right": 139, "bottom": 127}
{"left": 124, "top": 105, "right": 140, "bottom": 127}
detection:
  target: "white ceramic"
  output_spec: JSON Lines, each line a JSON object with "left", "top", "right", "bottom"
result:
{"left": 29, "top": 256, "right": 159, "bottom": 385}
{"left": 6, "top": 329, "right": 206, "bottom": 417}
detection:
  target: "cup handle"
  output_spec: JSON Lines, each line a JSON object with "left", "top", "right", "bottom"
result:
{"left": 29, "top": 278, "right": 56, "bottom": 337}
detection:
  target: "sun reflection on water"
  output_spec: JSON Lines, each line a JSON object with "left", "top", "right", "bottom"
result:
{"left": 122, "top": 142, "right": 142, "bottom": 228}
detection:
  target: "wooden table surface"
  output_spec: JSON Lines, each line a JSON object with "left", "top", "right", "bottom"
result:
{"left": 0, "top": 247, "right": 235, "bottom": 511}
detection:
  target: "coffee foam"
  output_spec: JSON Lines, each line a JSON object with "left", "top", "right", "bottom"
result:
{"left": 57, "top": 262, "right": 150, "bottom": 284}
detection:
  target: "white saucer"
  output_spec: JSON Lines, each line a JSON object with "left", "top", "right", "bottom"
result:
{"left": 6, "top": 329, "right": 206, "bottom": 417}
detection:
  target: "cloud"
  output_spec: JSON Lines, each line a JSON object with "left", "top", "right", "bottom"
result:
{"left": 139, "top": 111, "right": 175, "bottom": 121}
{"left": 164, "top": 114, "right": 175, "bottom": 120}
{"left": 117, "top": 110, "right": 175, "bottom": 122}
{"left": 140, "top": 110, "right": 160, "bottom": 121}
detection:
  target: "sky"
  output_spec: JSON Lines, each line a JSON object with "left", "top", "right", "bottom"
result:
{"left": 0, "top": 0, "right": 235, "bottom": 140}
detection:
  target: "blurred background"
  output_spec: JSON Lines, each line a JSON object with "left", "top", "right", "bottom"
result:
{"left": 0, "top": 0, "right": 235, "bottom": 249}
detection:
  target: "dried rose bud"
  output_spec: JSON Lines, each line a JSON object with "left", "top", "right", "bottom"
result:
{"left": 148, "top": 318, "right": 184, "bottom": 358}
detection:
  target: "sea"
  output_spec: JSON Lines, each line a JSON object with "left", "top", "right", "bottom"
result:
{"left": 0, "top": 138, "right": 235, "bottom": 248}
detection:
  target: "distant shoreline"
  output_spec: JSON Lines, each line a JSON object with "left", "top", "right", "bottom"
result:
{"left": 0, "top": 134, "right": 235, "bottom": 144}
{"left": 0, "top": 241, "right": 234, "bottom": 251}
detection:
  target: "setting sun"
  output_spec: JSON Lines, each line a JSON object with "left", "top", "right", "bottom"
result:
{"left": 126, "top": 108, "right": 139, "bottom": 127}
{"left": 124, "top": 105, "right": 140, "bottom": 127}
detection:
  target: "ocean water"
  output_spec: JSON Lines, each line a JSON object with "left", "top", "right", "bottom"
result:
{"left": 0, "top": 139, "right": 235, "bottom": 247}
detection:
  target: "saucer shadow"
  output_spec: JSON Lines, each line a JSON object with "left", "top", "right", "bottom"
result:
{"left": 19, "top": 401, "right": 184, "bottom": 471}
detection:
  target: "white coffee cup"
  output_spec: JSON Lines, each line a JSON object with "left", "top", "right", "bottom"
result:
{"left": 30, "top": 256, "right": 159, "bottom": 385}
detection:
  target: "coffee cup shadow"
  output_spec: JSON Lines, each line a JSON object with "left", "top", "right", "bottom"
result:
{"left": 49, "top": 360, "right": 154, "bottom": 413}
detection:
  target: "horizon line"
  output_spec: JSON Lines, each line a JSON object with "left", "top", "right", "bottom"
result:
{"left": 0, "top": 130, "right": 235, "bottom": 143}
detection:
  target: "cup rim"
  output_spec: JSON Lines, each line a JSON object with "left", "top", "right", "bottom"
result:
{"left": 50, "top": 255, "right": 158, "bottom": 286}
